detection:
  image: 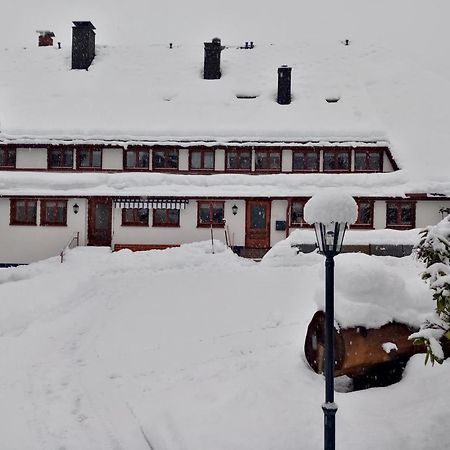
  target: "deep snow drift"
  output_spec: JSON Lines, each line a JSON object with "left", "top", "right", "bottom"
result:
{"left": 0, "top": 242, "right": 448, "bottom": 450}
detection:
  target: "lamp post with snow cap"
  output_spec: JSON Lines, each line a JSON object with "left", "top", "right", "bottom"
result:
{"left": 304, "top": 191, "right": 357, "bottom": 450}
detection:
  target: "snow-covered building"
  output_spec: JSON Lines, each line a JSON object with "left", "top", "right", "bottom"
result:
{"left": 0, "top": 22, "right": 449, "bottom": 264}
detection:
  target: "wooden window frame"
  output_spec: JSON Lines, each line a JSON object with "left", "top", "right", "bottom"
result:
{"left": 292, "top": 149, "right": 320, "bottom": 172}
{"left": 77, "top": 147, "right": 103, "bottom": 170}
{"left": 197, "top": 201, "right": 225, "bottom": 228}
{"left": 10, "top": 199, "right": 38, "bottom": 226}
{"left": 40, "top": 199, "right": 68, "bottom": 226}
{"left": 225, "top": 148, "right": 252, "bottom": 172}
{"left": 289, "top": 198, "right": 313, "bottom": 228}
{"left": 48, "top": 147, "right": 74, "bottom": 170}
{"left": 354, "top": 149, "right": 383, "bottom": 173}
{"left": 152, "top": 209, "right": 180, "bottom": 227}
{"left": 189, "top": 148, "right": 215, "bottom": 171}
{"left": 323, "top": 148, "right": 351, "bottom": 173}
{"left": 152, "top": 148, "right": 179, "bottom": 171}
{"left": 386, "top": 201, "right": 416, "bottom": 229}
{"left": 123, "top": 147, "right": 150, "bottom": 171}
{"left": 121, "top": 208, "right": 149, "bottom": 226}
{"left": 0, "top": 146, "right": 16, "bottom": 169}
{"left": 254, "top": 148, "right": 282, "bottom": 172}
{"left": 351, "top": 199, "right": 374, "bottom": 229}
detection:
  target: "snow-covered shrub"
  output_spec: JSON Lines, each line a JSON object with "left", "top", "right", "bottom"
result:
{"left": 411, "top": 215, "right": 450, "bottom": 365}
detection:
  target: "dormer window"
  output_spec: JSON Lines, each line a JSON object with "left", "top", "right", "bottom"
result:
{"left": 48, "top": 147, "right": 74, "bottom": 170}
{"left": 153, "top": 148, "right": 179, "bottom": 170}
{"left": 292, "top": 149, "right": 319, "bottom": 172}
{"left": 323, "top": 148, "right": 351, "bottom": 172}
{"left": 255, "top": 149, "right": 281, "bottom": 172}
{"left": 226, "top": 149, "right": 251, "bottom": 171}
{"left": 190, "top": 149, "right": 215, "bottom": 171}
{"left": 0, "top": 147, "right": 16, "bottom": 168}
{"left": 124, "top": 148, "right": 149, "bottom": 170}
{"left": 355, "top": 149, "right": 383, "bottom": 172}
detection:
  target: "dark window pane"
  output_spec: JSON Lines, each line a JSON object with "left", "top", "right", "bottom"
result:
{"left": 168, "top": 209, "right": 179, "bottom": 224}
{"left": 191, "top": 151, "right": 202, "bottom": 169}
{"left": 291, "top": 202, "right": 305, "bottom": 224}
{"left": 63, "top": 150, "right": 73, "bottom": 167}
{"left": 306, "top": 152, "right": 318, "bottom": 170}
{"left": 199, "top": 204, "right": 210, "bottom": 223}
{"left": 323, "top": 152, "right": 334, "bottom": 170}
{"left": 251, "top": 205, "right": 266, "bottom": 229}
{"left": 355, "top": 152, "right": 366, "bottom": 171}
{"left": 255, "top": 152, "right": 267, "bottom": 169}
{"left": 126, "top": 152, "right": 136, "bottom": 168}
{"left": 358, "top": 203, "right": 371, "bottom": 224}
{"left": 369, "top": 153, "right": 381, "bottom": 171}
{"left": 227, "top": 152, "right": 238, "bottom": 169}
{"left": 95, "top": 204, "right": 109, "bottom": 230}
{"left": 401, "top": 206, "right": 412, "bottom": 224}
{"left": 204, "top": 151, "right": 214, "bottom": 169}
{"left": 168, "top": 151, "right": 178, "bottom": 168}
{"left": 137, "top": 151, "right": 148, "bottom": 168}
{"left": 240, "top": 152, "right": 251, "bottom": 169}
{"left": 269, "top": 152, "right": 280, "bottom": 169}
{"left": 337, "top": 152, "right": 349, "bottom": 170}
{"left": 80, "top": 150, "right": 90, "bottom": 167}
{"left": 212, "top": 203, "right": 223, "bottom": 223}
{"left": 92, "top": 150, "right": 102, "bottom": 167}
{"left": 387, "top": 204, "right": 398, "bottom": 225}
{"left": 293, "top": 153, "right": 305, "bottom": 170}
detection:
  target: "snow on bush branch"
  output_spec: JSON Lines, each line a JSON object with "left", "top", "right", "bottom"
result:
{"left": 410, "top": 215, "right": 450, "bottom": 365}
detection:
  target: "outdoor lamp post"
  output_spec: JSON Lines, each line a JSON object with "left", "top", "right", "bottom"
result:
{"left": 304, "top": 192, "right": 357, "bottom": 450}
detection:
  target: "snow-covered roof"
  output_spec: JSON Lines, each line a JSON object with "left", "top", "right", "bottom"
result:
{"left": 0, "top": 0, "right": 449, "bottom": 194}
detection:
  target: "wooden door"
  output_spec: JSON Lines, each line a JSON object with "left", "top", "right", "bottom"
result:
{"left": 245, "top": 200, "right": 271, "bottom": 248}
{"left": 88, "top": 198, "right": 112, "bottom": 246}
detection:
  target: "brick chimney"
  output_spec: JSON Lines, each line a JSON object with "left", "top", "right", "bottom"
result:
{"left": 204, "top": 38, "right": 222, "bottom": 80}
{"left": 277, "top": 65, "right": 292, "bottom": 105}
{"left": 37, "top": 31, "right": 55, "bottom": 47}
{"left": 72, "top": 21, "right": 96, "bottom": 70}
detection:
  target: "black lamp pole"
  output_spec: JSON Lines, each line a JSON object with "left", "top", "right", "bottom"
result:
{"left": 313, "top": 221, "right": 348, "bottom": 450}
{"left": 323, "top": 252, "right": 337, "bottom": 450}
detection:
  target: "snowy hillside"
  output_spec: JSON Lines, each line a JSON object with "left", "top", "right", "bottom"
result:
{"left": 0, "top": 244, "right": 448, "bottom": 449}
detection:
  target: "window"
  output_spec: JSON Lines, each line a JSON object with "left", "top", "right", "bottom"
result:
{"left": 292, "top": 150, "right": 319, "bottom": 172}
{"left": 0, "top": 147, "right": 16, "bottom": 168}
{"left": 153, "top": 148, "right": 179, "bottom": 170}
{"left": 323, "top": 149, "right": 350, "bottom": 172}
{"left": 124, "top": 148, "right": 149, "bottom": 170}
{"left": 255, "top": 149, "right": 281, "bottom": 171}
{"left": 190, "top": 149, "right": 215, "bottom": 170}
{"left": 386, "top": 201, "right": 415, "bottom": 229}
{"left": 40, "top": 200, "right": 67, "bottom": 226}
{"left": 48, "top": 147, "right": 74, "bottom": 169}
{"left": 153, "top": 209, "right": 180, "bottom": 227}
{"left": 226, "top": 149, "right": 251, "bottom": 171}
{"left": 355, "top": 150, "right": 382, "bottom": 172}
{"left": 290, "top": 199, "right": 311, "bottom": 227}
{"left": 122, "top": 208, "right": 149, "bottom": 226}
{"left": 197, "top": 201, "right": 225, "bottom": 227}
{"left": 78, "top": 147, "right": 102, "bottom": 169}
{"left": 10, "top": 199, "right": 37, "bottom": 225}
{"left": 352, "top": 200, "right": 373, "bottom": 228}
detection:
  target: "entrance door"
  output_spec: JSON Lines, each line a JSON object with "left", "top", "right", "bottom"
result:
{"left": 88, "top": 198, "right": 112, "bottom": 246}
{"left": 245, "top": 200, "right": 271, "bottom": 248}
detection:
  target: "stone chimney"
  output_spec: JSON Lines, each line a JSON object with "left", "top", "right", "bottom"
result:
{"left": 204, "top": 38, "right": 222, "bottom": 80}
{"left": 37, "top": 31, "right": 55, "bottom": 47}
{"left": 277, "top": 65, "right": 292, "bottom": 105}
{"left": 72, "top": 21, "right": 96, "bottom": 70}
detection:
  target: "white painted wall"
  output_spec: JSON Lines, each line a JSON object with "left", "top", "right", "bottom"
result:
{"left": 215, "top": 149, "right": 225, "bottom": 171}
{"left": 179, "top": 149, "right": 189, "bottom": 171}
{"left": 102, "top": 148, "right": 123, "bottom": 170}
{"left": 383, "top": 153, "right": 394, "bottom": 172}
{"left": 282, "top": 150, "right": 292, "bottom": 172}
{"left": 16, "top": 148, "right": 47, "bottom": 169}
{"left": 0, "top": 198, "right": 87, "bottom": 264}
{"left": 416, "top": 200, "right": 450, "bottom": 228}
{"left": 112, "top": 199, "right": 247, "bottom": 248}
{"left": 270, "top": 200, "right": 288, "bottom": 246}
{"left": 373, "top": 201, "right": 386, "bottom": 229}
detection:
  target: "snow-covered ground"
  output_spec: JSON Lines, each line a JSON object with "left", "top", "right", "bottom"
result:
{"left": 0, "top": 242, "right": 448, "bottom": 450}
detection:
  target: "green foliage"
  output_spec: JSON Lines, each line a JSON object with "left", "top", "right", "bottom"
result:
{"left": 414, "top": 216, "right": 450, "bottom": 365}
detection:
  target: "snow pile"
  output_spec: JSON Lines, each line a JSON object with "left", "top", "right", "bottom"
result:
{"left": 0, "top": 244, "right": 447, "bottom": 449}
{"left": 316, "top": 253, "right": 434, "bottom": 328}
{"left": 304, "top": 190, "right": 358, "bottom": 224}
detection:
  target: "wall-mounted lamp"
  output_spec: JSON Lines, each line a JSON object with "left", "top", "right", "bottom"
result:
{"left": 232, "top": 204, "right": 238, "bottom": 215}
{"left": 73, "top": 203, "right": 79, "bottom": 214}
